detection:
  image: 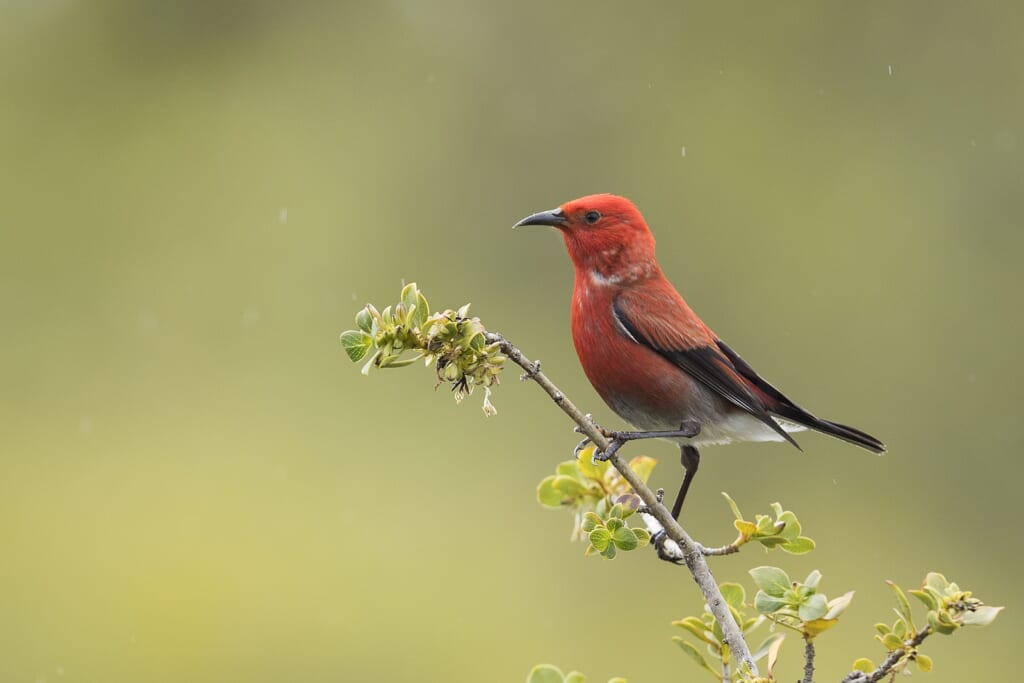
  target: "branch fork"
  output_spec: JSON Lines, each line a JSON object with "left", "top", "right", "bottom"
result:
{"left": 485, "top": 332, "right": 759, "bottom": 676}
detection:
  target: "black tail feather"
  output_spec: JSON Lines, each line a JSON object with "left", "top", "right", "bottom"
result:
{"left": 713, "top": 340, "right": 885, "bottom": 454}
{"left": 773, "top": 406, "right": 885, "bottom": 454}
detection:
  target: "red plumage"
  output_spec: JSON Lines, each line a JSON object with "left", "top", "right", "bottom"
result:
{"left": 515, "top": 193, "right": 883, "bottom": 518}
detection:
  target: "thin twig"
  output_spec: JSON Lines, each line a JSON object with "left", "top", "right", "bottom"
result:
{"left": 486, "top": 332, "right": 759, "bottom": 676}
{"left": 640, "top": 514, "right": 738, "bottom": 559}
{"left": 802, "top": 637, "right": 815, "bottom": 683}
{"left": 700, "top": 543, "right": 741, "bottom": 556}
{"left": 839, "top": 627, "right": 931, "bottom": 683}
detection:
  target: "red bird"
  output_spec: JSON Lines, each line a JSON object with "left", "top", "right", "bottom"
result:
{"left": 515, "top": 194, "right": 884, "bottom": 521}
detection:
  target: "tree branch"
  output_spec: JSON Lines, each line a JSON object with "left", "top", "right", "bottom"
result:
{"left": 839, "top": 627, "right": 931, "bottom": 683}
{"left": 486, "top": 332, "right": 758, "bottom": 676}
{"left": 802, "top": 637, "right": 815, "bottom": 683}
{"left": 638, "top": 513, "right": 739, "bottom": 560}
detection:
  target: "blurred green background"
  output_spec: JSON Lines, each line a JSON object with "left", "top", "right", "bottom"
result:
{"left": 2, "top": 1, "right": 1020, "bottom": 681}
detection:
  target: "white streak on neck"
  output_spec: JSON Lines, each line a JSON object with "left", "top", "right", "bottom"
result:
{"left": 589, "top": 269, "right": 624, "bottom": 286}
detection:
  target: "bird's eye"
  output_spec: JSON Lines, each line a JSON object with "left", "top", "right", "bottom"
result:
{"left": 584, "top": 210, "right": 601, "bottom": 224}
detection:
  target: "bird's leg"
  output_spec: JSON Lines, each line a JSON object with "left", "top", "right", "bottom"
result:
{"left": 651, "top": 529, "right": 685, "bottom": 564}
{"left": 592, "top": 421, "right": 701, "bottom": 463}
{"left": 651, "top": 445, "right": 701, "bottom": 563}
{"left": 671, "top": 445, "right": 700, "bottom": 520}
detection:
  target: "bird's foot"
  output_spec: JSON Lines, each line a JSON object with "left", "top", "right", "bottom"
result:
{"left": 591, "top": 437, "right": 626, "bottom": 463}
{"left": 651, "top": 530, "right": 685, "bottom": 565}
{"left": 573, "top": 436, "right": 592, "bottom": 459}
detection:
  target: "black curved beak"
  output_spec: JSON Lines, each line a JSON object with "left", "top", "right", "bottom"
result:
{"left": 513, "top": 207, "right": 567, "bottom": 229}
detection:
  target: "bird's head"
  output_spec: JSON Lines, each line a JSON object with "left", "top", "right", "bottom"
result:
{"left": 514, "top": 194, "right": 657, "bottom": 280}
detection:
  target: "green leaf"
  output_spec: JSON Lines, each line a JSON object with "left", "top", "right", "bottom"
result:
{"left": 776, "top": 510, "right": 800, "bottom": 540}
{"left": 887, "top": 580, "right": 915, "bottom": 628}
{"left": 750, "top": 633, "right": 784, "bottom": 663}
{"left": 414, "top": 292, "right": 430, "bottom": 329}
{"left": 340, "top": 330, "right": 373, "bottom": 362}
{"left": 803, "top": 570, "right": 822, "bottom": 591}
{"left": 927, "top": 609, "right": 957, "bottom": 635}
{"left": 754, "top": 514, "right": 776, "bottom": 535}
{"left": 576, "top": 448, "right": 606, "bottom": 480}
{"left": 799, "top": 593, "right": 828, "bottom": 622}
{"left": 781, "top": 536, "right": 816, "bottom": 555}
{"left": 564, "top": 673, "right": 585, "bottom": 683}
{"left": 589, "top": 527, "right": 611, "bottom": 551}
{"left": 673, "top": 617, "right": 717, "bottom": 647}
{"left": 924, "top": 572, "right": 949, "bottom": 593}
{"left": 749, "top": 566, "right": 791, "bottom": 597}
{"left": 632, "top": 528, "right": 651, "bottom": 547}
{"left": 722, "top": 491, "right": 744, "bottom": 520}
{"left": 551, "top": 475, "right": 585, "bottom": 498}
{"left": 757, "top": 535, "right": 788, "bottom": 548}
{"left": 355, "top": 306, "right": 373, "bottom": 333}
{"left": 581, "top": 512, "right": 602, "bottom": 533}
{"left": 961, "top": 605, "right": 1003, "bottom": 627}
{"left": 360, "top": 349, "right": 381, "bottom": 375}
{"left": 377, "top": 355, "right": 418, "bottom": 369}
{"left": 606, "top": 678, "right": 627, "bottom": 683}
{"left": 766, "top": 633, "right": 785, "bottom": 673}
{"left": 881, "top": 633, "right": 903, "bottom": 650}
{"left": 672, "top": 638, "right": 720, "bottom": 679}
{"left": 537, "top": 477, "right": 566, "bottom": 508}
{"left": 400, "top": 282, "right": 416, "bottom": 308}
{"left": 600, "top": 542, "right": 617, "bottom": 559}
{"left": 556, "top": 460, "right": 581, "bottom": 479}
{"left": 852, "top": 658, "right": 875, "bottom": 673}
{"left": 909, "top": 589, "right": 938, "bottom": 610}
{"left": 627, "top": 455, "right": 657, "bottom": 484}
{"left": 720, "top": 583, "right": 747, "bottom": 612}
{"left": 824, "top": 591, "right": 855, "bottom": 619}
{"left": 754, "top": 591, "right": 789, "bottom": 614}
{"left": 527, "top": 665, "right": 566, "bottom": 683}
{"left": 915, "top": 654, "right": 933, "bottom": 672}
{"left": 612, "top": 526, "right": 639, "bottom": 551}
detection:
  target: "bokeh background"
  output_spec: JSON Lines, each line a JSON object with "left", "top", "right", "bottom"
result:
{"left": 2, "top": 2, "right": 1020, "bottom": 681}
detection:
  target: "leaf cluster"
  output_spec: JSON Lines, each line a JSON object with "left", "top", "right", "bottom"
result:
{"left": 673, "top": 582, "right": 784, "bottom": 681}
{"left": 851, "top": 572, "right": 1003, "bottom": 677}
{"left": 536, "top": 447, "right": 656, "bottom": 558}
{"left": 722, "top": 494, "right": 815, "bottom": 555}
{"left": 340, "top": 283, "right": 506, "bottom": 413}
{"left": 750, "top": 566, "right": 854, "bottom": 640}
